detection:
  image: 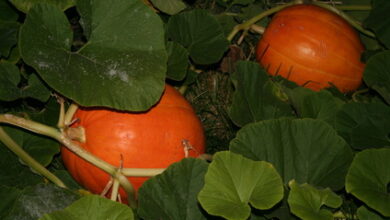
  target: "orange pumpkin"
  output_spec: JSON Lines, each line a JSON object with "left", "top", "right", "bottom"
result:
{"left": 61, "top": 85, "right": 205, "bottom": 201}
{"left": 256, "top": 4, "right": 365, "bottom": 92}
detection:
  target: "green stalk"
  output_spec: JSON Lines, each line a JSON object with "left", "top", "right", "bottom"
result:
{"left": 227, "top": 1, "right": 375, "bottom": 42}
{"left": 0, "top": 113, "right": 139, "bottom": 207}
{"left": 64, "top": 103, "right": 79, "bottom": 126}
{"left": 121, "top": 168, "right": 165, "bottom": 177}
{"left": 110, "top": 178, "right": 120, "bottom": 201}
{"left": 0, "top": 126, "right": 67, "bottom": 188}
{"left": 227, "top": 1, "right": 301, "bottom": 41}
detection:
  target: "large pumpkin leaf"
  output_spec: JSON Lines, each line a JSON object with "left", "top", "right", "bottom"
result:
{"left": 357, "top": 206, "right": 390, "bottom": 220}
{"left": 287, "top": 87, "right": 344, "bottom": 126}
{"left": 138, "top": 158, "right": 208, "bottom": 220}
{"left": 230, "top": 118, "right": 353, "bottom": 191}
{"left": 334, "top": 102, "right": 390, "bottom": 150}
{"left": 0, "top": 186, "right": 21, "bottom": 219}
{"left": 2, "top": 125, "right": 59, "bottom": 167}
{"left": 0, "top": 21, "right": 19, "bottom": 58}
{"left": 39, "top": 195, "right": 133, "bottom": 220}
{"left": 3, "top": 184, "right": 80, "bottom": 220}
{"left": 287, "top": 180, "right": 342, "bottom": 220}
{"left": 364, "top": 0, "right": 390, "bottom": 49}
{"left": 0, "top": 1, "right": 18, "bottom": 21}
{"left": 198, "top": 151, "right": 284, "bottom": 220}
{"left": 0, "top": 137, "right": 43, "bottom": 188}
{"left": 0, "top": 62, "right": 51, "bottom": 102}
{"left": 363, "top": 51, "right": 390, "bottom": 105}
{"left": 19, "top": 0, "right": 167, "bottom": 111}
{"left": 167, "top": 9, "right": 229, "bottom": 65}
{"left": 9, "top": 0, "right": 75, "bottom": 13}
{"left": 346, "top": 148, "right": 390, "bottom": 217}
{"left": 151, "top": 0, "right": 186, "bottom": 15}
{"left": 166, "top": 41, "right": 189, "bottom": 81}
{"left": 229, "top": 61, "right": 294, "bottom": 127}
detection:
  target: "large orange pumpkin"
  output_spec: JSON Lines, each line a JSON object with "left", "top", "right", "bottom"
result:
{"left": 256, "top": 4, "right": 365, "bottom": 92}
{"left": 61, "top": 85, "right": 205, "bottom": 201}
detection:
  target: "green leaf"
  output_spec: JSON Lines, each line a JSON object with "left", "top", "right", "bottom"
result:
{"left": 166, "top": 41, "right": 189, "bottom": 81}
{"left": 0, "top": 186, "right": 21, "bottom": 219}
{"left": 22, "top": 73, "right": 51, "bottom": 102}
{"left": 334, "top": 102, "right": 390, "bottom": 150}
{"left": 0, "top": 140, "right": 43, "bottom": 188}
{"left": 287, "top": 87, "right": 344, "bottom": 126}
{"left": 167, "top": 9, "right": 229, "bottom": 65}
{"left": 0, "top": 1, "right": 19, "bottom": 21}
{"left": 0, "top": 63, "right": 51, "bottom": 102}
{"left": 138, "top": 158, "right": 208, "bottom": 220}
{"left": 151, "top": 0, "right": 186, "bottom": 15}
{"left": 0, "top": 62, "right": 20, "bottom": 101}
{"left": 0, "top": 21, "right": 19, "bottom": 58}
{"left": 39, "top": 195, "right": 133, "bottom": 220}
{"left": 2, "top": 125, "right": 59, "bottom": 167}
{"left": 230, "top": 118, "right": 353, "bottom": 191}
{"left": 363, "top": 51, "right": 390, "bottom": 105}
{"left": 3, "top": 183, "right": 80, "bottom": 220}
{"left": 357, "top": 206, "right": 390, "bottom": 220}
{"left": 288, "top": 180, "right": 342, "bottom": 220}
{"left": 198, "top": 151, "right": 284, "bottom": 220}
{"left": 9, "top": 0, "right": 75, "bottom": 13}
{"left": 231, "top": 0, "right": 255, "bottom": 5}
{"left": 346, "top": 148, "right": 390, "bottom": 217}
{"left": 229, "top": 61, "right": 294, "bottom": 127}
{"left": 364, "top": 0, "right": 390, "bottom": 48}
{"left": 19, "top": 0, "right": 167, "bottom": 111}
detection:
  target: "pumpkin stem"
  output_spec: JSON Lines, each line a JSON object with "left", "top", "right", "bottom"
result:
{"left": 65, "top": 126, "right": 86, "bottom": 143}
{"left": 0, "top": 126, "right": 67, "bottom": 189}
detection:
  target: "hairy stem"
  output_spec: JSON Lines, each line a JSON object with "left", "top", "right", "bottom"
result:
{"left": 0, "top": 126, "right": 67, "bottom": 188}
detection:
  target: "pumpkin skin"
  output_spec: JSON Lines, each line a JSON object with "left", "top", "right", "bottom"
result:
{"left": 61, "top": 85, "right": 205, "bottom": 201}
{"left": 256, "top": 4, "right": 365, "bottom": 92}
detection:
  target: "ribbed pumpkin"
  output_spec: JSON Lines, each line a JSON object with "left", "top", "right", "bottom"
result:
{"left": 61, "top": 85, "right": 205, "bottom": 201}
{"left": 256, "top": 4, "right": 365, "bottom": 92}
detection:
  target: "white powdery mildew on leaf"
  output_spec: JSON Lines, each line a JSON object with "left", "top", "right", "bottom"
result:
{"left": 105, "top": 63, "right": 129, "bottom": 83}
{"left": 37, "top": 61, "right": 50, "bottom": 69}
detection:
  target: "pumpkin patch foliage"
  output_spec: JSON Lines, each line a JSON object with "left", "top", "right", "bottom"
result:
{"left": 0, "top": 0, "right": 390, "bottom": 219}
